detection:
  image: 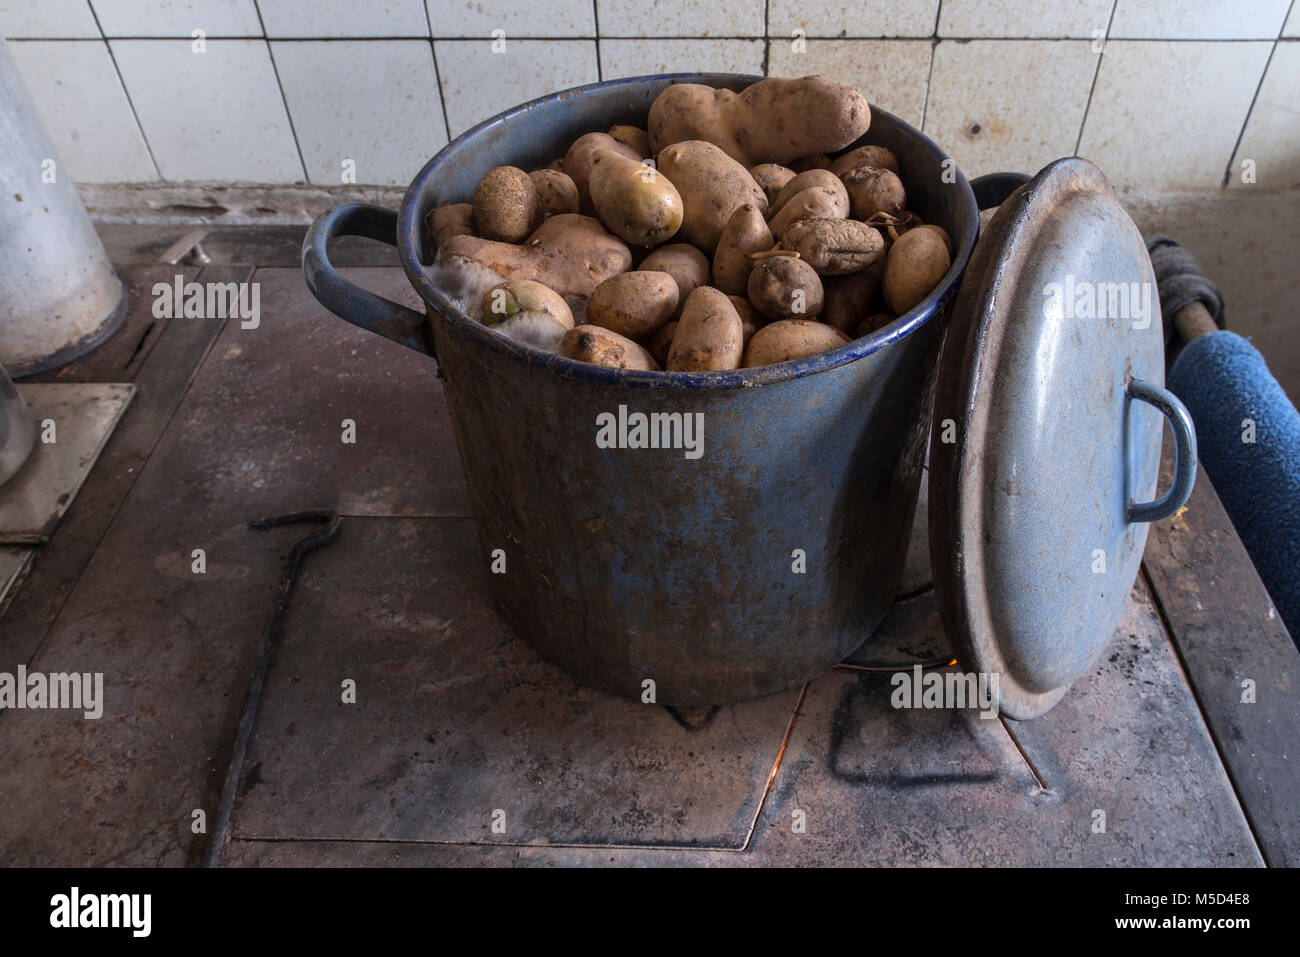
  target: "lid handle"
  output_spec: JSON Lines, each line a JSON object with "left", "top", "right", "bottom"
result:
{"left": 1126, "top": 378, "right": 1198, "bottom": 524}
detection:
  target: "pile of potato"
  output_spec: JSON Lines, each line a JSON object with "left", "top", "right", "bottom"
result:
{"left": 423, "top": 75, "right": 953, "bottom": 372}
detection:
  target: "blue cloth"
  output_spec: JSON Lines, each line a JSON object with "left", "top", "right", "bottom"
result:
{"left": 1168, "top": 331, "right": 1300, "bottom": 646}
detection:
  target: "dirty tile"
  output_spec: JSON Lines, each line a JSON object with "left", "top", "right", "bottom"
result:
{"left": 938, "top": 0, "right": 1113, "bottom": 38}
{"left": 596, "top": 0, "right": 765, "bottom": 37}
{"left": 1110, "top": 0, "right": 1289, "bottom": 39}
{"left": 425, "top": 0, "right": 594, "bottom": 38}
{"left": 767, "top": 39, "right": 931, "bottom": 128}
{"left": 229, "top": 516, "right": 801, "bottom": 848}
{"left": 767, "top": 0, "right": 938, "bottom": 38}
{"left": 273, "top": 40, "right": 445, "bottom": 187}
{"left": 0, "top": 0, "right": 100, "bottom": 38}
{"left": 599, "top": 38, "right": 763, "bottom": 80}
{"left": 7, "top": 40, "right": 156, "bottom": 183}
{"left": 925, "top": 39, "right": 1096, "bottom": 180}
{"left": 90, "top": 0, "right": 262, "bottom": 37}
{"left": 110, "top": 39, "right": 303, "bottom": 183}
{"left": 1077, "top": 40, "right": 1272, "bottom": 189}
{"left": 258, "top": 0, "right": 430, "bottom": 38}
{"left": 750, "top": 580, "right": 1260, "bottom": 865}
{"left": 1286, "top": 6, "right": 1299, "bottom": 37}
{"left": 1229, "top": 42, "right": 1300, "bottom": 190}
{"left": 434, "top": 39, "right": 598, "bottom": 137}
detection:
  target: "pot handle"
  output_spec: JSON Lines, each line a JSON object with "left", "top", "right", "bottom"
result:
{"left": 1126, "top": 377, "right": 1198, "bottom": 524}
{"left": 302, "top": 203, "right": 432, "bottom": 357}
{"left": 970, "top": 171, "right": 1031, "bottom": 211}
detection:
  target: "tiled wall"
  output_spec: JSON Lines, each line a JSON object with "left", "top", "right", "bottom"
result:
{"left": 2, "top": 0, "right": 1297, "bottom": 191}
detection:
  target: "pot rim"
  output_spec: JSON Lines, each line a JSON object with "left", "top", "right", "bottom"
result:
{"left": 396, "top": 72, "right": 979, "bottom": 391}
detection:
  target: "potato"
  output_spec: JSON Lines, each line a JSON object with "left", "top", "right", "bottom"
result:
{"left": 830, "top": 144, "right": 899, "bottom": 177}
{"left": 820, "top": 260, "right": 884, "bottom": 333}
{"left": 883, "top": 224, "right": 952, "bottom": 315}
{"left": 780, "top": 218, "right": 885, "bottom": 275}
{"left": 853, "top": 311, "right": 897, "bottom": 339}
{"left": 766, "top": 185, "right": 850, "bottom": 240}
{"left": 561, "top": 324, "right": 659, "bottom": 370}
{"left": 728, "top": 295, "right": 760, "bottom": 347}
{"left": 648, "top": 76, "right": 870, "bottom": 166}
{"left": 424, "top": 202, "right": 475, "bottom": 254}
{"left": 588, "top": 149, "right": 683, "bottom": 247}
{"left": 563, "top": 132, "right": 643, "bottom": 212}
{"left": 712, "top": 204, "right": 773, "bottom": 295}
{"left": 648, "top": 320, "right": 678, "bottom": 367}
{"left": 748, "top": 255, "right": 824, "bottom": 321}
{"left": 609, "top": 124, "right": 651, "bottom": 158}
{"left": 443, "top": 214, "right": 632, "bottom": 298}
{"left": 472, "top": 166, "right": 542, "bottom": 243}
{"left": 743, "top": 320, "right": 849, "bottom": 368}
{"left": 639, "top": 243, "right": 710, "bottom": 317}
{"left": 842, "top": 165, "right": 906, "bottom": 220}
{"left": 481, "top": 279, "right": 574, "bottom": 329}
{"left": 656, "top": 140, "right": 767, "bottom": 254}
{"left": 529, "top": 169, "right": 580, "bottom": 216}
{"left": 587, "top": 271, "right": 679, "bottom": 339}
{"left": 667, "top": 287, "right": 744, "bottom": 372}
{"left": 770, "top": 168, "right": 845, "bottom": 217}
{"left": 914, "top": 223, "right": 953, "bottom": 256}
{"left": 789, "top": 154, "right": 832, "bottom": 173}
{"left": 748, "top": 163, "right": 796, "bottom": 207}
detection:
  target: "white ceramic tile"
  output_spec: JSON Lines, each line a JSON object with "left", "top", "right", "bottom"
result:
{"left": 273, "top": 40, "right": 444, "bottom": 185}
{"left": 596, "top": 0, "right": 764, "bottom": 37}
{"left": 425, "top": 0, "right": 594, "bottom": 38}
{"left": 435, "top": 38, "right": 598, "bottom": 136}
{"left": 259, "top": 0, "right": 429, "bottom": 38}
{"left": 599, "top": 38, "right": 763, "bottom": 79}
{"left": 8, "top": 40, "right": 156, "bottom": 181}
{"left": 768, "top": 0, "right": 938, "bottom": 38}
{"left": 938, "top": 0, "right": 1113, "bottom": 38}
{"left": 1284, "top": 6, "right": 1299, "bottom": 37}
{"left": 0, "top": 0, "right": 99, "bottom": 38}
{"left": 111, "top": 39, "right": 302, "bottom": 181}
{"left": 1229, "top": 42, "right": 1300, "bottom": 189}
{"left": 1110, "top": 0, "right": 1289, "bottom": 39}
{"left": 767, "top": 38, "right": 931, "bottom": 129}
{"left": 1078, "top": 40, "right": 1272, "bottom": 188}
{"left": 91, "top": 0, "right": 262, "bottom": 37}
{"left": 924, "top": 39, "right": 1096, "bottom": 179}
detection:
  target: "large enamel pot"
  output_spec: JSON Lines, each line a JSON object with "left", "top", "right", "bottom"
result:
{"left": 303, "top": 73, "right": 980, "bottom": 705}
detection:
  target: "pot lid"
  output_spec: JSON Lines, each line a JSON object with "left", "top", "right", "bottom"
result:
{"left": 928, "top": 157, "right": 1174, "bottom": 721}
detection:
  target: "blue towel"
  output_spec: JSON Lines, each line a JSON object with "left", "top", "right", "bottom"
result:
{"left": 1168, "top": 331, "right": 1300, "bottom": 646}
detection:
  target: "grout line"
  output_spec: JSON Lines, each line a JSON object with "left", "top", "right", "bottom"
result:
{"left": 1072, "top": 0, "right": 1119, "bottom": 157}
{"left": 918, "top": 1, "right": 941, "bottom": 133}
{"left": 762, "top": 0, "right": 770, "bottom": 74}
{"left": 9, "top": 34, "right": 1297, "bottom": 43}
{"left": 738, "top": 681, "right": 806, "bottom": 853}
{"left": 592, "top": 1, "right": 602, "bottom": 80}
{"left": 422, "top": 4, "right": 453, "bottom": 145}
{"left": 84, "top": 6, "right": 164, "bottom": 181}
{"left": 998, "top": 718, "right": 1050, "bottom": 791}
{"left": 1220, "top": 0, "right": 1291, "bottom": 188}
{"left": 252, "top": 1, "right": 309, "bottom": 184}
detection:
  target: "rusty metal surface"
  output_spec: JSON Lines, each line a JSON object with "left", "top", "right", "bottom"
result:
{"left": 1143, "top": 445, "right": 1300, "bottom": 866}
{"left": 0, "top": 267, "right": 468, "bottom": 865}
{"left": 230, "top": 515, "right": 801, "bottom": 848}
{"left": 929, "top": 158, "right": 1188, "bottom": 720}
{"left": 749, "top": 577, "right": 1259, "bottom": 866}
